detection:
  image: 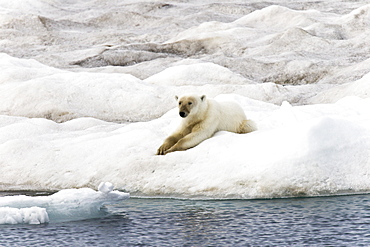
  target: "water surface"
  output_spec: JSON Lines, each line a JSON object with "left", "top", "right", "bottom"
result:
{"left": 1, "top": 194, "right": 370, "bottom": 246}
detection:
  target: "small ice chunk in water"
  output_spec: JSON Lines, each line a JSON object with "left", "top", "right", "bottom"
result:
{"left": 98, "top": 182, "right": 114, "bottom": 194}
{"left": 22, "top": 207, "right": 49, "bottom": 224}
{"left": 0, "top": 182, "right": 129, "bottom": 224}
{"left": 0, "top": 206, "right": 49, "bottom": 224}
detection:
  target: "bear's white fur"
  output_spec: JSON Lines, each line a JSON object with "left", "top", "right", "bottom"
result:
{"left": 157, "top": 95, "right": 257, "bottom": 155}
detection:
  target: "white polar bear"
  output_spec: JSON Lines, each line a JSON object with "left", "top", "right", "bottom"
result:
{"left": 156, "top": 95, "right": 257, "bottom": 155}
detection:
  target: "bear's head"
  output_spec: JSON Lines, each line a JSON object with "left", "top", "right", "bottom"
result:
{"left": 175, "top": 95, "right": 206, "bottom": 118}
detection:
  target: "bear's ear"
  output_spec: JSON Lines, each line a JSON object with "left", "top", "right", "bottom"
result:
{"left": 200, "top": 95, "right": 206, "bottom": 101}
{"left": 175, "top": 95, "right": 178, "bottom": 101}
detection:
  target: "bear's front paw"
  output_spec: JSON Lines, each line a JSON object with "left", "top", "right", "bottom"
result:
{"left": 156, "top": 144, "right": 171, "bottom": 155}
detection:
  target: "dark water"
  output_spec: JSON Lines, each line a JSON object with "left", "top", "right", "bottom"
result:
{"left": 1, "top": 194, "right": 370, "bottom": 246}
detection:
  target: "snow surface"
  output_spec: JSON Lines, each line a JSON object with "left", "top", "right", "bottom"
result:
{"left": 0, "top": 0, "right": 369, "bottom": 199}
{"left": 0, "top": 182, "right": 129, "bottom": 224}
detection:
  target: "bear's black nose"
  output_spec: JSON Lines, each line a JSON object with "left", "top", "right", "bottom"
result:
{"left": 179, "top": 112, "right": 187, "bottom": 118}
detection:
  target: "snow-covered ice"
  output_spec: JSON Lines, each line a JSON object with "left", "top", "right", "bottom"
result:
{"left": 0, "top": 182, "right": 129, "bottom": 224}
{"left": 0, "top": 0, "right": 369, "bottom": 200}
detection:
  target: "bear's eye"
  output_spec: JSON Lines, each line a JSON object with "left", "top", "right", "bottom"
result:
{"left": 179, "top": 101, "right": 182, "bottom": 105}
{"left": 188, "top": 102, "right": 192, "bottom": 105}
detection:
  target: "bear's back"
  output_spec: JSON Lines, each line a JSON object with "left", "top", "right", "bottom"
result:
{"left": 210, "top": 100, "right": 247, "bottom": 133}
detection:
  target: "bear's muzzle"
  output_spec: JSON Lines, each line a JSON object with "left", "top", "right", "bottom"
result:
{"left": 179, "top": 111, "right": 188, "bottom": 118}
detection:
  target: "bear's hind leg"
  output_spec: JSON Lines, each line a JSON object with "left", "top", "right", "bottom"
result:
{"left": 238, "top": 119, "right": 257, "bottom": 134}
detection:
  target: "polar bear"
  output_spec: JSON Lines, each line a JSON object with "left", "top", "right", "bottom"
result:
{"left": 156, "top": 95, "right": 257, "bottom": 155}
